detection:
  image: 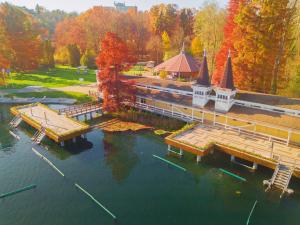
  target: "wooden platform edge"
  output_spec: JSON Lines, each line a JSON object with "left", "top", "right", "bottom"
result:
{"left": 10, "top": 103, "right": 90, "bottom": 143}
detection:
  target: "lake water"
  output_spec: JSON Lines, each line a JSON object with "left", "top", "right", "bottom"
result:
{"left": 0, "top": 104, "right": 300, "bottom": 225}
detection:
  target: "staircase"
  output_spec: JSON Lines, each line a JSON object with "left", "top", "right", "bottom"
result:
{"left": 264, "top": 163, "right": 294, "bottom": 198}
{"left": 9, "top": 114, "right": 22, "bottom": 128}
{"left": 32, "top": 127, "right": 46, "bottom": 144}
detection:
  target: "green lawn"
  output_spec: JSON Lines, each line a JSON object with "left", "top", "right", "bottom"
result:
{"left": 5, "top": 91, "right": 93, "bottom": 104}
{"left": 123, "top": 65, "right": 146, "bottom": 76}
{"left": 0, "top": 65, "right": 96, "bottom": 90}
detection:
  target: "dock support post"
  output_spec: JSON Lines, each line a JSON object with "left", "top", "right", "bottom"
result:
{"left": 167, "top": 145, "right": 171, "bottom": 154}
{"left": 201, "top": 111, "right": 204, "bottom": 123}
{"left": 197, "top": 155, "right": 201, "bottom": 163}
{"left": 72, "top": 138, "right": 76, "bottom": 143}
{"left": 60, "top": 141, "right": 65, "bottom": 147}
{"left": 252, "top": 162, "right": 258, "bottom": 170}
{"left": 230, "top": 155, "right": 235, "bottom": 162}
{"left": 180, "top": 149, "right": 183, "bottom": 158}
{"left": 213, "top": 112, "right": 216, "bottom": 126}
{"left": 90, "top": 112, "right": 93, "bottom": 120}
{"left": 84, "top": 114, "right": 87, "bottom": 121}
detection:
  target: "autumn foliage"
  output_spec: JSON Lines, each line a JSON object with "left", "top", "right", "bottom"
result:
{"left": 213, "top": 0, "right": 243, "bottom": 85}
{"left": 96, "top": 32, "right": 136, "bottom": 112}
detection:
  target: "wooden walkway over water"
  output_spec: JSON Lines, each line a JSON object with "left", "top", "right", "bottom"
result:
{"left": 166, "top": 123, "right": 300, "bottom": 177}
{"left": 10, "top": 103, "right": 90, "bottom": 143}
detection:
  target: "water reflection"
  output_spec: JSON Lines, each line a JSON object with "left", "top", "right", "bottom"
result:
{"left": 103, "top": 132, "right": 139, "bottom": 183}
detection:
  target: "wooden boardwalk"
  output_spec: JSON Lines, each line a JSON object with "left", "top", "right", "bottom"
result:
{"left": 166, "top": 123, "right": 300, "bottom": 177}
{"left": 11, "top": 103, "right": 89, "bottom": 143}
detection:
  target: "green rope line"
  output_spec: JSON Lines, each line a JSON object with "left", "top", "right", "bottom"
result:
{"left": 219, "top": 168, "right": 246, "bottom": 182}
{"left": 0, "top": 184, "right": 37, "bottom": 199}
{"left": 75, "top": 183, "right": 116, "bottom": 220}
{"left": 246, "top": 200, "right": 258, "bottom": 225}
{"left": 153, "top": 154, "right": 186, "bottom": 172}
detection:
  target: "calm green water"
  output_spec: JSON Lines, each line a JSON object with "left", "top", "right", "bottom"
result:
{"left": 0, "top": 104, "right": 300, "bottom": 225}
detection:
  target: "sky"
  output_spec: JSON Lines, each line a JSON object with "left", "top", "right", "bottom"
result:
{"left": 2, "top": 0, "right": 228, "bottom": 12}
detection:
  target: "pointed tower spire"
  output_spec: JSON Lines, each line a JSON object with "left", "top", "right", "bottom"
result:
{"left": 219, "top": 50, "right": 235, "bottom": 90}
{"left": 196, "top": 49, "right": 210, "bottom": 86}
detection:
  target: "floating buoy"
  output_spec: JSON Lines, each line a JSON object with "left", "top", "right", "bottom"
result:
{"left": 9, "top": 131, "right": 20, "bottom": 140}
{"left": 219, "top": 168, "right": 246, "bottom": 182}
{"left": 246, "top": 200, "right": 258, "bottom": 225}
{"left": 0, "top": 184, "right": 36, "bottom": 199}
{"left": 31, "top": 148, "right": 65, "bottom": 177}
{"left": 153, "top": 154, "right": 186, "bottom": 172}
{"left": 75, "top": 183, "right": 116, "bottom": 220}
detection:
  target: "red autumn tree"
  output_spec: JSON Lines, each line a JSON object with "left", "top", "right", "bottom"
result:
{"left": 212, "top": 0, "right": 243, "bottom": 85}
{"left": 96, "top": 32, "right": 136, "bottom": 112}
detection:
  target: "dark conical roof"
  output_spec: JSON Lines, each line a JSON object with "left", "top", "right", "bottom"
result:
{"left": 196, "top": 50, "right": 210, "bottom": 86}
{"left": 220, "top": 51, "right": 235, "bottom": 90}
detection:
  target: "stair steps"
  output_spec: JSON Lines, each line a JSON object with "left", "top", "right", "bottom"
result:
{"left": 32, "top": 127, "right": 46, "bottom": 145}
{"left": 9, "top": 115, "right": 22, "bottom": 128}
{"left": 264, "top": 163, "right": 294, "bottom": 198}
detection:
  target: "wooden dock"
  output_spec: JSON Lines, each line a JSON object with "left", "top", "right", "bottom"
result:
{"left": 166, "top": 123, "right": 300, "bottom": 178}
{"left": 10, "top": 103, "right": 90, "bottom": 143}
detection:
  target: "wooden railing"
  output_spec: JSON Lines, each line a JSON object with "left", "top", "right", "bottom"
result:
{"left": 134, "top": 97, "right": 300, "bottom": 146}
{"left": 59, "top": 102, "right": 102, "bottom": 117}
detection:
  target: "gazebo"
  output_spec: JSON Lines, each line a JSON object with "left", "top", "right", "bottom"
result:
{"left": 154, "top": 45, "right": 200, "bottom": 80}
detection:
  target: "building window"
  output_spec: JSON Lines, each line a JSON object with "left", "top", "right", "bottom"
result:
{"left": 140, "top": 98, "right": 146, "bottom": 104}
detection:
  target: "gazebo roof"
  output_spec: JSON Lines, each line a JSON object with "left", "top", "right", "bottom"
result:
{"left": 196, "top": 51, "right": 210, "bottom": 86}
{"left": 220, "top": 51, "right": 235, "bottom": 90}
{"left": 154, "top": 48, "right": 199, "bottom": 73}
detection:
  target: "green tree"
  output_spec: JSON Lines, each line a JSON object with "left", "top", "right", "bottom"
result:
{"left": 191, "top": 36, "right": 203, "bottom": 59}
{"left": 162, "top": 31, "right": 172, "bottom": 61}
{"left": 194, "top": 3, "right": 226, "bottom": 72}
{"left": 67, "top": 44, "right": 80, "bottom": 67}
{"left": 40, "top": 40, "right": 55, "bottom": 68}
{"left": 80, "top": 49, "right": 96, "bottom": 69}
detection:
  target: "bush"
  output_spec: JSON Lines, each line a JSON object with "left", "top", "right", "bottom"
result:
{"left": 80, "top": 49, "right": 96, "bottom": 69}
{"left": 67, "top": 44, "right": 81, "bottom": 67}
{"left": 113, "top": 109, "right": 186, "bottom": 131}
{"left": 159, "top": 70, "right": 168, "bottom": 79}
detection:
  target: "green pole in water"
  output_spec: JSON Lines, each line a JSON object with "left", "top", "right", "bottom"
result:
{"left": 153, "top": 154, "right": 186, "bottom": 172}
{"left": 246, "top": 200, "right": 258, "bottom": 225}
{"left": 0, "top": 184, "right": 37, "bottom": 199}
{"left": 75, "top": 183, "right": 117, "bottom": 220}
{"left": 219, "top": 168, "right": 246, "bottom": 182}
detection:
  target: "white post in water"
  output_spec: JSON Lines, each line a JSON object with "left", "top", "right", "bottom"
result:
{"left": 167, "top": 145, "right": 171, "bottom": 154}
{"left": 201, "top": 111, "right": 204, "bottom": 123}
{"left": 171, "top": 105, "right": 174, "bottom": 117}
{"left": 197, "top": 155, "right": 201, "bottom": 163}
{"left": 72, "top": 137, "right": 76, "bottom": 143}
{"left": 60, "top": 141, "right": 65, "bottom": 147}
{"left": 252, "top": 162, "right": 258, "bottom": 170}
{"left": 180, "top": 149, "right": 184, "bottom": 158}
{"left": 231, "top": 155, "right": 235, "bottom": 162}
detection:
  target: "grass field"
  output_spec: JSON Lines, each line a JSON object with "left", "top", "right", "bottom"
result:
{"left": 5, "top": 91, "right": 92, "bottom": 104}
{"left": 0, "top": 66, "right": 96, "bottom": 90}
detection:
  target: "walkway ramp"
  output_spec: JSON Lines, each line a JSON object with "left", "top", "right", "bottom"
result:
{"left": 59, "top": 102, "right": 102, "bottom": 118}
{"left": 10, "top": 103, "right": 90, "bottom": 143}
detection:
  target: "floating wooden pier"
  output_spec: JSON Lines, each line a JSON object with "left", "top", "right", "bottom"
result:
{"left": 10, "top": 103, "right": 90, "bottom": 144}
{"left": 165, "top": 124, "right": 300, "bottom": 179}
